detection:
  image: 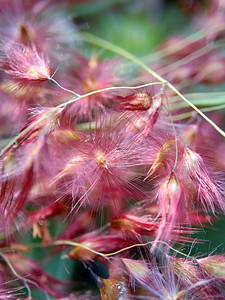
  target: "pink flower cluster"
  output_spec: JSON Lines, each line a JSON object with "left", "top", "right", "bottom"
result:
{"left": 0, "top": 0, "right": 225, "bottom": 299}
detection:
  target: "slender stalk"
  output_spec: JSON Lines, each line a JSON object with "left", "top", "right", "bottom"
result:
{"left": 81, "top": 32, "right": 225, "bottom": 138}
{"left": 49, "top": 77, "right": 81, "bottom": 97}
{"left": 0, "top": 82, "right": 162, "bottom": 157}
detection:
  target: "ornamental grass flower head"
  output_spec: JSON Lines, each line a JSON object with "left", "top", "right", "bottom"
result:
{"left": 0, "top": 1, "right": 225, "bottom": 299}
{"left": 183, "top": 147, "right": 224, "bottom": 214}
{"left": 121, "top": 254, "right": 225, "bottom": 299}
{"left": 0, "top": 0, "right": 78, "bottom": 53}
{"left": 0, "top": 106, "right": 64, "bottom": 233}
{"left": 0, "top": 41, "right": 50, "bottom": 95}
{"left": 51, "top": 117, "right": 146, "bottom": 214}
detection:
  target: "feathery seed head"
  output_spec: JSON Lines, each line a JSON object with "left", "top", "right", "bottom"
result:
{"left": 118, "top": 91, "right": 152, "bottom": 111}
{"left": 184, "top": 148, "right": 201, "bottom": 171}
{"left": 52, "top": 121, "right": 144, "bottom": 209}
{"left": 0, "top": 42, "right": 50, "bottom": 94}
{"left": 148, "top": 139, "right": 176, "bottom": 176}
{"left": 159, "top": 173, "right": 181, "bottom": 215}
{"left": 183, "top": 147, "right": 224, "bottom": 213}
{"left": 198, "top": 255, "right": 225, "bottom": 280}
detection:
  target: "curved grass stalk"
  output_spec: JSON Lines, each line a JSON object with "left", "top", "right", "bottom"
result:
{"left": 49, "top": 77, "right": 81, "bottom": 97}
{"left": 0, "top": 239, "right": 197, "bottom": 267}
{"left": 81, "top": 32, "right": 225, "bottom": 138}
{"left": 78, "top": 100, "right": 225, "bottom": 130}
{"left": 0, "top": 239, "right": 195, "bottom": 260}
{"left": 0, "top": 82, "right": 162, "bottom": 157}
{"left": 52, "top": 240, "right": 194, "bottom": 259}
{"left": 1, "top": 34, "right": 225, "bottom": 158}
{"left": 0, "top": 252, "right": 38, "bottom": 298}
{"left": 55, "top": 81, "right": 162, "bottom": 109}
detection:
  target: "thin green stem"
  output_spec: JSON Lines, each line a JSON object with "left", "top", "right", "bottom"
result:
{"left": 1, "top": 238, "right": 194, "bottom": 260}
{"left": 51, "top": 240, "right": 195, "bottom": 259}
{"left": 50, "top": 77, "right": 81, "bottom": 97}
{"left": 81, "top": 32, "right": 225, "bottom": 137}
